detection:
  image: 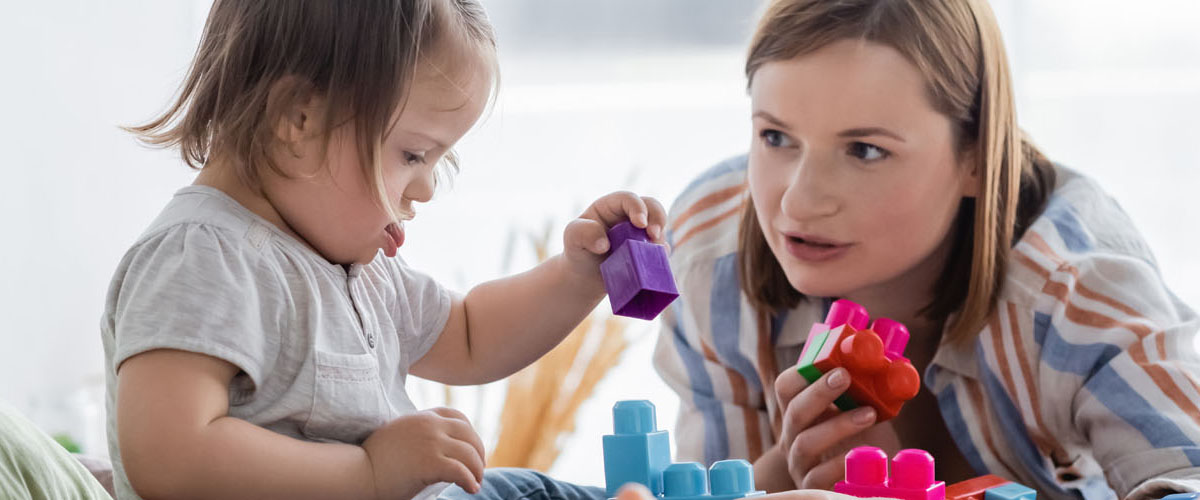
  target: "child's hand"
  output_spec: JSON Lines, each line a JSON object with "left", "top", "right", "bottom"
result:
{"left": 563, "top": 190, "right": 668, "bottom": 279}
{"left": 772, "top": 366, "right": 902, "bottom": 490}
{"left": 361, "top": 407, "right": 485, "bottom": 500}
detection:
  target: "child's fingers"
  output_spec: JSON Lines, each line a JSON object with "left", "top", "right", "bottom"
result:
{"left": 642, "top": 196, "right": 668, "bottom": 243}
{"left": 616, "top": 483, "right": 655, "bottom": 500}
{"left": 429, "top": 407, "right": 486, "bottom": 469}
{"left": 565, "top": 218, "right": 612, "bottom": 254}
{"left": 438, "top": 456, "right": 482, "bottom": 495}
{"left": 443, "top": 437, "right": 486, "bottom": 485}
{"left": 585, "top": 191, "right": 650, "bottom": 228}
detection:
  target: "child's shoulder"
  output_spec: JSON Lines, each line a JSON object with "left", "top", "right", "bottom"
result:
{"left": 665, "top": 154, "right": 750, "bottom": 276}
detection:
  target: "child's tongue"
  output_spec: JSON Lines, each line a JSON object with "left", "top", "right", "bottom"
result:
{"left": 384, "top": 223, "right": 405, "bottom": 257}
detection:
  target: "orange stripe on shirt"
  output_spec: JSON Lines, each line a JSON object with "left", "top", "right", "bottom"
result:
{"left": 965, "top": 379, "right": 1003, "bottom": 471}
{"left": 670, "top": 184, "right": 746, "bottom": 233}
{"left": 1016, "top": 246, "right": 1200, "bottom": 430}
{"left": 987, "top": 308, "right": 1059, "bottom": 456}
{"left": 1005, "top": 301, "right": 1068, "bottom": 459}
{"left": 674, "top": 204, "right": 743, "bottom": 249}
{"left": 700, "top": 340, "right": 764, "bottom": 460}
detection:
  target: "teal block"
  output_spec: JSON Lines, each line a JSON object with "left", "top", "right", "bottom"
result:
{"left": 661, "top": 460, "right": 764, "bottom": 500}
{"left": 1161, "top": 494, "right": 1200, "bottom": 500}
{"left": 603, "top": 401, "right": 672, "bottom": 497}
{"left": 984, "top": 482, "right": 1036, "bottom": 500}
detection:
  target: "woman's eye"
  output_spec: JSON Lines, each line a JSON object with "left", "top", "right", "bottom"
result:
{"left": 848, "top": 142, "right": 889, "bottom": 161}
{"left": 760, "top": 129, "right": 791, "bottom": 148}
{"left": 402, "top": 151, "right": 426, "bottom": 166}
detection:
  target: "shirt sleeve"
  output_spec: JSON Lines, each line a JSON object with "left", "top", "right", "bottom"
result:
{"left": 1056, "top": 253, "right": 1200, "bottom": 499}
{"left": 108, "top": 224, "right": 282, "bottom": 393}
{"left": 387, "top": 256, "right": 452, "bottom": 364}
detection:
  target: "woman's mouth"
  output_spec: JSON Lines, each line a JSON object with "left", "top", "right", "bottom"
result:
{"left": 783, "top": 233, "right": 853, "bottom": 262}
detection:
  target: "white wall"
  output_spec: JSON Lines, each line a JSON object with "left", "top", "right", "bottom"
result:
{"left": 1, "top": 0, "right": 1196, "bottom": 486}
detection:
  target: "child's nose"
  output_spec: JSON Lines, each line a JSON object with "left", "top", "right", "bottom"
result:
{"left": 403, "top": 164, "right": 436, "bottom": 203}
{"left": 779, "top": 155, "right": 839, "bottom": 220}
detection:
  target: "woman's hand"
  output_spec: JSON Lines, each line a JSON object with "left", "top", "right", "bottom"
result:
{"left": 771, "top": 364, "right": 903, "bottom": 490}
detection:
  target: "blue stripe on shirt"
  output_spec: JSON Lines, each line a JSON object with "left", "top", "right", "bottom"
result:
{"left": 1086, "top": 364, "right": 1200, "bottom": 467}
{"left": 670, "top": 302, "right": 730, "bottom": 464}
{"left": 977, "top": 344, "right": 1074, "bottom": 497}
{"left": 1034, "top": 312, "right": 1122, "bottom": 378}
{"left": 711, "top": 254, "right": 763, "bottom": 393}
{"left": 936, "top": 379, "right": 989, "bottom": 475}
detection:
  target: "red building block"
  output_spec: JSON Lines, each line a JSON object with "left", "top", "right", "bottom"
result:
{"left": 796, "top": 300, "right": 921, "bottom": 421}
{"left": 945, "top": 475, "right": 1011, "bottom": 500}
{"left": 835, "top": 447, "right": 946, "bottom": 500}
{"left": 809, "top": 322, "right": 920, "bottom": 421}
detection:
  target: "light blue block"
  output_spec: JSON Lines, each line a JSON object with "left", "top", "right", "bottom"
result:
{"left": 1161, "top": 494, "right": 1200, "bottom": 500}
{"left": 603, "top": 401, "right": 672, "bottom": 497}
{"left": 985, "top": 482, "right": 1037, "bottom": 500}
{"left": 661, "top": 460, "right": 764, "bottom": 500}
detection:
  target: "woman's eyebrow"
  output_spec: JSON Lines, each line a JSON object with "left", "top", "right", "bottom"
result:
{"left": 752, "top": 110, "right": 792, "bottom": 130}
{"left": 838, "top": 127, "right": 906, "bottom": 143}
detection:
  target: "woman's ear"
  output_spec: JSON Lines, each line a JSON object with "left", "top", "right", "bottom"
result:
{"left": 958, "top": 146, "right": 981, "bottom": 198}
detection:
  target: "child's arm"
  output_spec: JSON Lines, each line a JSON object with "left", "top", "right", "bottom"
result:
{"left": 119, "top": 348, "right": 483, "bottom": 500}
{"left": 411, "top": 191, "right": 667, "bottom": 385}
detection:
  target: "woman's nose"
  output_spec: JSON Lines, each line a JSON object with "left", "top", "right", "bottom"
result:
{"left": 779, "top": 155, "right": 839, "bottom": 221}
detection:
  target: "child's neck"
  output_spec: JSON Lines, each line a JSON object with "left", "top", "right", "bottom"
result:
{"left": 193, "top": 160, "right": 310, "bottom": 250}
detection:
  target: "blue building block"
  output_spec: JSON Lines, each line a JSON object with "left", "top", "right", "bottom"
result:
{"left": 660, "top": 460, "right": 764, "bottom": 500}
{"left": 603, "top": 401, "right": 672, "bottom": 497}
{"left": 1161, "top": 494, "right": 1200, "bottom": 500}
{"left": 984, "top": 482, "right": 1037, "bottom": 500}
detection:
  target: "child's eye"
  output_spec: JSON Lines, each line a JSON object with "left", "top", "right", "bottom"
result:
{"left": 848, "top": 142, "right": 889, "bottom": 162}
{"left": 402, "top": 151, "right": 427, "bottom": 166}
{"left": 759, "top": 129, "right": 794, "bottom": 148}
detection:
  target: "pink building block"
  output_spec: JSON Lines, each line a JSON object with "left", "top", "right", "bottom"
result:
{"left": 834, "top": 447, "right": 946, "bottom": 500}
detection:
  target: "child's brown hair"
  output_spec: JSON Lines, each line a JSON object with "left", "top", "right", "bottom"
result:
{"left": 127, "top": 0, "right": 496, "bottom": 220}
{"left": 740, "top": 0, "right": 1056, "bottom": 341}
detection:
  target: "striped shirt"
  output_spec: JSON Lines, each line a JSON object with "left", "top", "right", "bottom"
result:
{"left": 652, "top": 154, "right": 1200, "bottom": 500}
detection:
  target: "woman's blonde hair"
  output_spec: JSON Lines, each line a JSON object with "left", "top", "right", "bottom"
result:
{"left": 740, "top": 0, "right": 1056, "bottom": 342}
{"left": 125, "top": 0, "right": 496, "bottom": 221}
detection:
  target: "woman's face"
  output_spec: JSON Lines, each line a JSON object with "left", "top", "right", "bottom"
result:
{"left": 748, "top": 39, "right": 978, "bottom": 304}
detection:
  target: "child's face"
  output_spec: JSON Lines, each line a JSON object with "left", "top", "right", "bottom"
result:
{"left": 748, "top": 39, "right": 978, "bottom": 302}
{"left": 265, "top": 56, "right": 492, "bottom": 265}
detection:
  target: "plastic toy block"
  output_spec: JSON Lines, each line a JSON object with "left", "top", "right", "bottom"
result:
{"left": 946, "top": 475, "right": 1011, "bottom": 500}
{"left": 603, "top": 400, "right": 672, "bottom": 497}
{"left": 602, "top": 400, "right": 763, "bottom": 500}
{"left": 834, "top": 447, "right": 946, "bottom": 500}
{"left": 984, "top": 483, "right": 1036, "bottom": 500}
{"left": 601, "top": 222, "right": 679, "bottom": 320}
{"left": 1161, "top": 494, "right": 1200, "bottom": 500}
{"left": 796, "top": 299, "right": 869, "bottom": 384}
{"left": 660, "top": 460, "right": 765, "bottom": 500}
{"left": 795, "top": 299, "right": 920, "bottom": 421}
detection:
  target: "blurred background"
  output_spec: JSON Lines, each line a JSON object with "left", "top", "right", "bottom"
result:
{"left": 1, "top": 0, "right": 1197, "bottom": 487}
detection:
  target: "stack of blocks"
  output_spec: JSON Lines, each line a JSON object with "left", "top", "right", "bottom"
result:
{"left": 836, "top": 446, "right": 1037, "bottom": 500}
{"left": 600, "top": 222, "right": 679, "bottom": 320}
{"left": 602, "top": 400, "right": 764, "bottom": 500}
{"left": 795, "top": 299, "right": 921, "bottom": 421}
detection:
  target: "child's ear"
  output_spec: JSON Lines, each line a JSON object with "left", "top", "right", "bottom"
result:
{"left": 267, "top": 76, "right": 324, "bottom": 156}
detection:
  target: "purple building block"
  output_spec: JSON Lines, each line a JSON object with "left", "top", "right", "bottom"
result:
{"left": 600, "top": 222, "right": 679, "bottom": 320}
